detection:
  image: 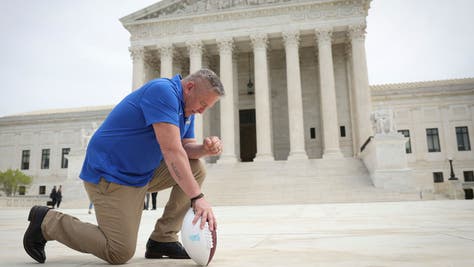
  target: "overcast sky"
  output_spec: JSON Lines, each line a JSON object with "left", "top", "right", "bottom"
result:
{"left": 0, "top": 0, "right": 473, "bottom": 117}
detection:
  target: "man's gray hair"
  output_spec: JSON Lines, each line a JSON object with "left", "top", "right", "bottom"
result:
{"left": 183, "top": 68, "right": 225, "bottom": 96}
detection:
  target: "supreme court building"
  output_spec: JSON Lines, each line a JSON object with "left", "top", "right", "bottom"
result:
{"left": 1, "top": 0, "right": 473, "bottom": 206}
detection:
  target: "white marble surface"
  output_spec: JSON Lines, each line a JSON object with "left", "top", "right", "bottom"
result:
{"left": 1, "top": 200, "right": 474, "bottom": 267}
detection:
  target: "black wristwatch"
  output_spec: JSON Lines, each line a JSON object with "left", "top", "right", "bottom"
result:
{"left": 190, "top": 193, "right": 204, "bottom": 207}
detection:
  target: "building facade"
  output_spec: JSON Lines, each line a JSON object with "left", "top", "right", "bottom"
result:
{"left": 0, "top": 0, "right": 473, "bottom": 204}
{"left": 371, "top": 79, "right": 474, "bottom": 197}
{"left": 120, "top": 0, "right": 374, "bottom": 163}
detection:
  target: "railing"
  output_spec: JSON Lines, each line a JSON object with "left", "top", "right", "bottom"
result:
{"left": 360, "top": 136, "right": 374, "bottom": 153}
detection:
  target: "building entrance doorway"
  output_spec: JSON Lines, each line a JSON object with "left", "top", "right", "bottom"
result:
{"left": 464, "top": 188, "right": 473, "bottom": 199}
{"left": 239, "top": 109, "right": 257, "bottom": 162}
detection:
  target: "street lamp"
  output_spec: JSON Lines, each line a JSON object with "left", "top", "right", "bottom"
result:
{"left": 448, "top": 158, "right": 458, "bottom": 180}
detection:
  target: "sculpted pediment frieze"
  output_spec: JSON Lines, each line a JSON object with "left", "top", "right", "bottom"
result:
{"left": 136, "top": 0, "right": 306, "bottom": 21}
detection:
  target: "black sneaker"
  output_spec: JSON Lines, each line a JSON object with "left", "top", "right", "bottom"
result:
{"left": 23, "top": 206, "right": 50, "bottom": 263}
{"left": 145, "top": 239, "right": 190, "bottom": 259}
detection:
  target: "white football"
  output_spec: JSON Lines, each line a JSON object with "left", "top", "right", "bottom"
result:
{"left": 181, "top": 208, "right": 217, "bottom": 266}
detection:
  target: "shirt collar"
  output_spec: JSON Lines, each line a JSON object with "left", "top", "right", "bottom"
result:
{"left": 171, "top": 74, "right": 184, "bottom": 105}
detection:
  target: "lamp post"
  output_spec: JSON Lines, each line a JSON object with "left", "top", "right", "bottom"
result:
{"left": 246, "top": 53, "right": 254, "bottom": 95}
{"left": 448, "top": 158, "right": 458, "bottom": 181}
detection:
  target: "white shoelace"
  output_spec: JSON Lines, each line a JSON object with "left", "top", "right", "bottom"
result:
{"left": 203, "top": 225, "right": 214, "bottom": 249}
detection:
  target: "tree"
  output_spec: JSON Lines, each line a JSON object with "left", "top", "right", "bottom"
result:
{"left": 0, "top": 169, "right": 33, "bottom": 196}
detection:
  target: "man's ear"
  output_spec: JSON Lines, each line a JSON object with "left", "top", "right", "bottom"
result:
{"left": 182, "top": 81, "right": 190, "bottom": 95}
{"left": 183, "top": 81, "right": 194, "bottom": 95}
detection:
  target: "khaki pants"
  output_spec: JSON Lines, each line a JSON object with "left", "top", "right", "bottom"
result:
{"left": 41, "top": 159, "right": 206, "bottom": 264}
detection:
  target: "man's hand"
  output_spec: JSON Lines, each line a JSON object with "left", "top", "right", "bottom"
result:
{"left": 203, "top": 136, "right": 222, "bottom": 156}
{"left": 192, "top": 198, "right": 217, "bottom": 231}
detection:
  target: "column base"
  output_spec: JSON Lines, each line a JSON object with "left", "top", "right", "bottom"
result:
{"left": 217, "top": 154, "right": 239, "bottom": 164}
{"left": 287, "top": 151, "right": 308, "bottom": 161}
{"left": 322, "top": 149, "right": 343, "bottom": 159}
{"left": 253, "top": 153, "right": 274, "bottom": 162}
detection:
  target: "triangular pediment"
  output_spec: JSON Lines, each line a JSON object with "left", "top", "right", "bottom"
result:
{"left": 121, "top": 0, "right": 314, "bottom": 24}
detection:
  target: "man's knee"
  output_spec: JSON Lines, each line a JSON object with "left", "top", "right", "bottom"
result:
{"left": 189, "top": 159, "right": 206, "bottom": 184}
{"left": 105, "top": 245, "right": 136, "bottom": 265}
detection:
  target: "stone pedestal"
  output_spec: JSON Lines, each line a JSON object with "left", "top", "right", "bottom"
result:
{"left": 448, "top": 179, "right": 465, "bottom": 200}
{"left": 361, "top": 133, "right": 414, "bottom": 191}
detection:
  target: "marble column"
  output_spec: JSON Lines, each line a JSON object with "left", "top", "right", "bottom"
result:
{"left": 316, "top": 29, "right": 343, "bottom": 159}
{"left": 283, "top": 30, "right": 308, "bottom": 160}
{"left": 345, "top": 42, "right": 359, "bottom": 157}
{"left": 348, "top": 24, "right": 373, "bottom": 150}
{"left": 233, "top": 53, "right": 241, "bottom": 160}
{"left": 201, "top": 53, "right": 215, "bottom": 150}
{"left": 251, "top": 33, "right": 274, "bottom": 161}
{"left": 217, "top": 37, "right": 238, "bottom": 163}
{"left": 129, "top": 46, "right": 146, "bottom": 91}
{"left": 158, "top": 43, "right": 173, "bottom": 78}
{"left": 187, "top": 40, "right": 204, "bottom": 143}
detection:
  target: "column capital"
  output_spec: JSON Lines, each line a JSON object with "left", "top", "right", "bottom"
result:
{"left": 217, "top": 37, "right": 234, "bottom": 54}
{"left": 232, "top": 50, "right": 240, "bottom": 61}
{"left": 282, "top": 30, "right": 300, "bottom": 48}
{"left": 186, "top": 40, "right": 203, "bottom": 57}
{"left": 250, "top": 32, "right": 268, "bottom": 50}
{"left": 157, "top": 43, "right": 174, "bottom": 58}
{"left": 129, "top": 46, "right": 145, "bottom": 61}
{"left": 348, "top": 24, "right": 367, "bottom": 40}
{"left": 315, "top": 28, "right": 333, "bottom": 44}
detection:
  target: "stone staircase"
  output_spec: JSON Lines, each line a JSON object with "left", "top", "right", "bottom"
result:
{"left": 156, "top": 158, "right": 422, "bottom": 206}
{"left": 38, "top": 158, "right": 422, "bottom": 209}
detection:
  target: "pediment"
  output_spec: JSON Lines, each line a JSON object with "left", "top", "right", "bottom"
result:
{"left": 121, "top": 0, "right": 314, "bottom": 23}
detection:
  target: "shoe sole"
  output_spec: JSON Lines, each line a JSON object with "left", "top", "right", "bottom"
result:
{"left": 145, "top": 251, "right": 164, "bottom": 259}
{"left": 145, "top": 251, "right": 190, "bottom": 259}
{"left": 23, "top": 207, "right": 46, "bottom": 263}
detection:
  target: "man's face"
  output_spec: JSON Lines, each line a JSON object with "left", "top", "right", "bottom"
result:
{"left": 183, "top": 80, "right": 220, "bottom": 117}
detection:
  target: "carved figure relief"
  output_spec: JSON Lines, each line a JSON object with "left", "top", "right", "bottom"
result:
{"left": 371, "top": 110, "right": 397, "bottom": 135}
{"left": 81, "top": 122, "right": 98, "bottom": 149}
{"left": 138, "top": 0, "right": 297, "bottom": 20}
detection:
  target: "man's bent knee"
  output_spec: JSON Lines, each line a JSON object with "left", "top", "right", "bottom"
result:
{"left": 105, "top": 246, "right": 136, "bottom": 265}
{"left": 189, "top": 159, "right": 206, "bottom": 184}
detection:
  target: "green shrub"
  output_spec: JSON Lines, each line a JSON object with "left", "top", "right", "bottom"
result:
{"left": 0, "top": 169, "right": 33, "bottom": 196}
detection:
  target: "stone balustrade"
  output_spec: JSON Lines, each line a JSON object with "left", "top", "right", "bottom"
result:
{"left": 0, "top": 196, "right": 50, "bottom": 208}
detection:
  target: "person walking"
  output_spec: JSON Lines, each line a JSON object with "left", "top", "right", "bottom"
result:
{"left": 143, "top": 193, "right": 150, "bottom": 210}
{"left": 88, "top": 202, "right": 94, "bottom": 214}
{"left": 48, "top": 186, "right": 57, "bottom": 209}
{"left": 23, "top": 69, "right": 224, "bottom": 264}
{"left": 151, "top": 192, "right": 158, "bottom": 210}
{"left": 55, "top": 185, "right": 62, "bottom": 208}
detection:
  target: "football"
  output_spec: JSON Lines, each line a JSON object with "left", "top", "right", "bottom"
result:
{"left": 181, "top": 208, "right": 217, "bottom": 266}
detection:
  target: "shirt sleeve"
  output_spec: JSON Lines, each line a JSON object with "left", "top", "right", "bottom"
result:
{"left": 140, "top": 81, "right": 180, "bottom": 127}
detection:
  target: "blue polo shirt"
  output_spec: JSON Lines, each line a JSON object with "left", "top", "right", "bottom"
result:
{"left": 79, "top": 75, "right": 195, "bottom": 187}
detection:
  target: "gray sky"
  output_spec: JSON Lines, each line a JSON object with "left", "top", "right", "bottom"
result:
{"left": 0, "top": 0, "right": 473, "bottom": 117}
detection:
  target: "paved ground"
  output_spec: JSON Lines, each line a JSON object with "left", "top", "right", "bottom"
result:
{"left": 1, "top": 200, "right": 474, "bottom": 267}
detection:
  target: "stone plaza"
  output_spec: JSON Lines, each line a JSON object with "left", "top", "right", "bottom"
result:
{"left": 2, "top": 200, "right": 474, "bottom": 266}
